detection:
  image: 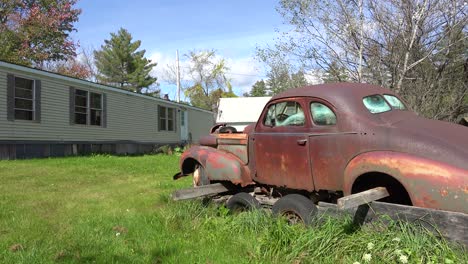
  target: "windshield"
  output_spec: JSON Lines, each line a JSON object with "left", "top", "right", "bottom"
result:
{"left": 363, "top": 95, "right": 391, "bottom": 114}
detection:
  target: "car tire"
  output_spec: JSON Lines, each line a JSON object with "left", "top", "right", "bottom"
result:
{"left": 226, "top": 192, "right": 261, "bottom": 213}
{"left": 219, "top": 126, "right": 237, "bottom": 133}
{"left": 272, "top": 194, "right": 318, "bottom": 225}
{"left": 193, "top": 165, "right": 210, "bottom": 187}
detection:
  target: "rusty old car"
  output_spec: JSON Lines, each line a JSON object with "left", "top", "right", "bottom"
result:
{"left": 173, "top": 83, "right": 468, "bottom": 217}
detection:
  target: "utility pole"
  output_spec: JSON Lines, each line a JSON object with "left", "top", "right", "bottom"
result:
{"left": 176, "top": 50, "right": 181, "bottom": 103}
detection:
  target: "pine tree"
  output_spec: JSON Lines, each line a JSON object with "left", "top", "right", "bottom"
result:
{"left": 267, "top": 69, "right": 308, "bottom": 95}
{"left": 248, "top": 80, "right": 269, "bottom": 97}
{"left": 94, "top": 28, "right": 158, "bottom": 94}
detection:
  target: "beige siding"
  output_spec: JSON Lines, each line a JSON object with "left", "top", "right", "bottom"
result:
{"left": 0, "top": 66, "right": 213, "bottom": 144}
{"left": 187, "top": 108, "right": 215, "bottom": 143}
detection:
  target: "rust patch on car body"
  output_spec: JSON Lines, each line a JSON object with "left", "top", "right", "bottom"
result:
{"left": 178, "top": 145, "right": 253, "bottom": 186}
{"left": 344, "top": 151, "right": 468, "bottom": 213}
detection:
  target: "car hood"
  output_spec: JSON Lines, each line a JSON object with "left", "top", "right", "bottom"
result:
{"left": 379, "top": 111, "right": 468, "bottom": 170}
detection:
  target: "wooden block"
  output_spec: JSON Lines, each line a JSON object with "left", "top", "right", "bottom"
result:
{"left": 172, "top": 183, "right": 229, "bottom": 201}
{"left": 317, "top": 201, "right": 468, "bottom": 246}
{"left": 337, "top": 187, "right": 389, "bottom": 210}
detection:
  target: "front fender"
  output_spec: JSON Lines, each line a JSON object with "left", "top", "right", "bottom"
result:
{"left": 177, "top": 146, "right": 254, "bottom": 186}
{"left": 343, "top": 151, "right": 468, "bottom": 213}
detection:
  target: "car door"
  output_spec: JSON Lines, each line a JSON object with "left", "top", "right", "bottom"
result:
{"left": 306, "top": 99, "right": 350, "bottom": 191}
{"left": 253, "top": 98, "right": 315, "bottom": 191}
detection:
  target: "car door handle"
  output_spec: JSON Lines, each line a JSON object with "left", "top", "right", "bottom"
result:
{"left": 297, "top": 139, "right": 307, "bottom": 146}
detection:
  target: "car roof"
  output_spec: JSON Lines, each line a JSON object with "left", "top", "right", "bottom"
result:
{"left": 271, "top": 83, "right": 397, "bottom": 103}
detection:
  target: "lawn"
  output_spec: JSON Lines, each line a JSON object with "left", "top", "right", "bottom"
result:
{"left": 0, "top": 155, "right": 466, "bottom": 263}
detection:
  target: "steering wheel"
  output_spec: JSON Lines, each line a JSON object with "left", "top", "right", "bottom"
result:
{"left": 276, "top": 113, "right": 289, "bottom": 122}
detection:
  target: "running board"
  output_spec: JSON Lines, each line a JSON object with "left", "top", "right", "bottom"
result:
{"left": 172, "top": 183, "right": 229, "bottom": 201}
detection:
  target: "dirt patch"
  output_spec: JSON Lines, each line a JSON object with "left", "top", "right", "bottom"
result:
{"left": 54, "top": 250, "right": 67, "bottom": 261}
{"left": 112, "top": 225, "right": 128, "bottom": 234}
{"left": 9, "top": 244, "right": 24, "bottom": 252}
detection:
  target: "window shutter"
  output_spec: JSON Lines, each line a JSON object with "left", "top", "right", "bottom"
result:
{"left": 34, "top": 80, "right": 41, "bottom": 122}
{"left": 69, "top": 87, "right": 75, "bottom": 125}
{"left": 102, "top": 93, "right": 107, "bottom": 128}
{"left": 7, "top": 74, "right": 14, "bottom": 121}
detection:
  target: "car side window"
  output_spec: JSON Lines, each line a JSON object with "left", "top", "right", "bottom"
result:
{"left": 363, "top": 95, "right": 391, "bottom": 114}
{"left": 264, "top": 101, "right": 305, "bottom": 127}
{"left": 310, "top": 102, "right": 337, "bottom": 125}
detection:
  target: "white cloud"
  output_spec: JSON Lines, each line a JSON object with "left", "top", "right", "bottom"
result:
{"left": 148, "top": 51, "right": 177, "bottom": 82}
{"left": 225, "top": 57, "right": 263, "bottom": 94}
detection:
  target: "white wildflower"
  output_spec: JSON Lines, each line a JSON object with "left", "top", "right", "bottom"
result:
{"left": 392, "top": 237, "right": 401, "bottom": 242}
{"left": 353, "top": 262, "right": 361, "bottom": 264}
{"left": 115, "top": 232, "right": 121, "bottom": 236}
{"left": 362, "top": 253, "right": 372, "bottom": 262}
{"left": 399, "top": 255, "right": 408, "bottom": 264}
{"left": 394, "top": 249, "right": 402, "bottom": 255}
{"left": 367, "top": 242, "right": 374, "bottom": 250}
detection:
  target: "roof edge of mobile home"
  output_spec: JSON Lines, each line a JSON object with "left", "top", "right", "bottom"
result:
{"left": 0, "top": 60, "right": 212, "bottom": 114}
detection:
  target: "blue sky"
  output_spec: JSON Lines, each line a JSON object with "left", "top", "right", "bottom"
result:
{"left": 72, "top": 0, "right": 286, "bottom": 99}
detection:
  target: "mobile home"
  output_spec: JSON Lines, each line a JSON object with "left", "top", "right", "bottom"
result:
{"left": 0, "top": 61, "right": 214, "bottom": 159}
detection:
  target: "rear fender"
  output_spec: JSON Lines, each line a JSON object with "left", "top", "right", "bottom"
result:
{"left": 343, "top": 151, "right": 468, "bottom": 213}
{"left": 177, "top": 146, "right": 254, "bottom": 186}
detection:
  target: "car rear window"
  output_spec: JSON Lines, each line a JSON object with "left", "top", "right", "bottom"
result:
{"left": 363, "top": 95, "right": 391, "bottom": 114}
{"left": 383, "top": 95, "right": 406, "bottom": 110}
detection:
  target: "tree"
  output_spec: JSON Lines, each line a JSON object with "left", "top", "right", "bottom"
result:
{"left": 266, "top": 68, "right": 308, "bottom": 95}
{"left": 0, "top": 0, "right": 81, "bottom": 66}
{"left": 259, "top": 0, "right": 467, "bottom": 122}
{"left": 44, "top": 58, "right": 92, "bottom": 79}
{"left": 78, "top": 46, "right": 99, "bottom": 82}
{"left": 256, "top": 47, "right": 309, "bottom": 95}
{"left": 244, "top": 70, "right": 308, "bottom": 97}
{"left": 247, "top": 80, "right": 269, "bottom": 97}
{"left": 94, "top": 28, "right": 158, "bottom": 94}
{"left": 322, "top": 61, "right": 350, "bottom": 83}
{"left": 164, "top": 49, "right": 234, "bottom": 111}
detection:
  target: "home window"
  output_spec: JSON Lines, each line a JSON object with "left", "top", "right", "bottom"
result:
{"left": 159, "top": 105, "right": 176, "bottom": 131}
{"left": 181, "top": 111, "right": 185, "bottom": 126}
{"left": 90, "top": 92, "right": 102, "bottom": 125}
{"left": 14, "top": 77, "right": 35, "bottom": 120}
{"left": 73, "top": 89, "right": 102, "bottom": 126}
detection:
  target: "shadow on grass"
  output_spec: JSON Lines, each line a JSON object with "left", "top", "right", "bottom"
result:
{"left": 151, "top": 246, "right": 178, "bottom": 264}
{"left": 54, "top": 250, "right": 97, "bottom": 263}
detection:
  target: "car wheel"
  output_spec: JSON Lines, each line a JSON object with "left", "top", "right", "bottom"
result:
{"left": 219, "top": 126, "right": 237, "bottom": 133}
{"left": 193, "top": 165, "right": 210, "bottom": 187}
{"left": 272, "top": 194, "right": 317, "bottom": 225}
{"left": 226, "top": 192, "right": 261, "bottom": 213}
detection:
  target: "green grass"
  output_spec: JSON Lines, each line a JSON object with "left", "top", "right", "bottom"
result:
{"left": 0, "top": 155, "right": 466, "bottom": 263}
